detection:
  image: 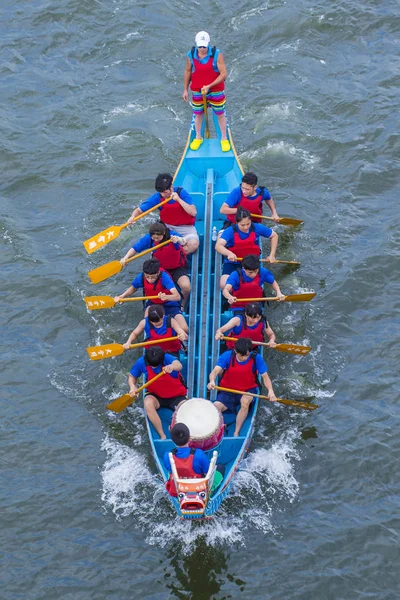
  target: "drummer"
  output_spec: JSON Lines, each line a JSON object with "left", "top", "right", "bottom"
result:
{"left": 215, "top": 208, "right": 279, "bottom": 288}
{"left": 207, "top": 337, "right": 277, "bottom": 436}
{"left": 215, "top": 302, "right": 276, "bottom": 350}
{"left": 128, "top": 173, "right": 199, "bottom": 255}
{"left": 220, "top": 171, "right": 280, "bottom": 225}
{"left": 123, "top": 305, "right": 187, "bottom": 357}
{"left": 114, "top": 258, "right": 188, "bottom": 332}
{"left": 164, "top": 423, "right": 224, "bottom": 497}
{"left": 119, "top": 221, "right": 191, "bottom": 310}
{"left": 222, "top": 254, "right": 285, "bottom": 311}
{"left": 128, "top": 346, "right": 187, "bottom": 439}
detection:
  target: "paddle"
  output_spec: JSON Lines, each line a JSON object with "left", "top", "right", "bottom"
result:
{"left": 106, "top": 371, "right": 166, "bottom": 413}
{"left": 202, "top": 91, "right": 210, "bottom": 139}
{"left": 230, "top": 293, "right": 316, "bottom": 303}
{"left": 87, "top": 239, "right": 172, "bottom": 284}
{"left": 237, "top": 257, "right": 300, "bottom": 266}
{"left": 83, "top": 198, "right": 172, "bottom": 254}
{"left": 251, "top": 214, "right": 303, "bottom": 227}
{"left": 84, "top": 295, "right": 161, "bottom": 310}
{"left": 213, "top": 385, "right": 318, "bottom": 411}
{"left": 87, "top": 336, "right": 180, "bottom": 361}
{"left": 220, "top": 336, "right": 311, "bottom": 355}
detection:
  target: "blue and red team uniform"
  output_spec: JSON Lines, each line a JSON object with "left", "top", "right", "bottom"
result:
{"left": 130, "top": 353, "right": 187, "bottom": 408}
{"left": 144, "top": 315, "right": 182, "bottom": 355}
{"left": 131, "top": 268, "right": 181, "bottom": 317}
{"left": 215, "top": 350, "right": 267, "bottom": 412}
{"left": 137, "top": 187, "right": 195, "bottom": 227}
{"left": 163, "top": 447, "right": 210, "bottom": 496}
{"left": 226, "top": 266, "right": 275, "bottom": 311}
{"left": 225, "top": 185, "right": 272, "bottom": 224}
{"left": 224, "top": 313, "right": 267, "bottom": 350}
{"left": 220, "top": 223, "right": 274, "bottom": 275}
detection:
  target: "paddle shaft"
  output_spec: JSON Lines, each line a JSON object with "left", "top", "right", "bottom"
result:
{"left": 213, "top": 385, "right": 317, "bottom": 411}
{"left": 202, "top": 91, "right": 210, "bottom": 138}
{"left": 220, "top": 336, "right": 311, "bottom": 355}
{"left": 133, "top": 198, "right": 171, "bottom": 222}
{"left": 251, "top": 213, "right": 303, "bottom": 226}
{"left": 107, "top": 371, "right": 166, "bottom": 413}
{"left": 237, "top": 257, "right": 300, "bottom": 266}
{"left": 124, "top": 239, "right": 172, "bottom": 266}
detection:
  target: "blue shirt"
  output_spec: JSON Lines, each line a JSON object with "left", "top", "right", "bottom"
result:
{"left": 226, "top": 266, "right": 275, "bottom": 291}
{"left": 144, "top": 316, "right": 175, "bottom": 338}
{"left": 130, "top": 353, "right": 179, "bottom": 380}
{"left": 163, "top": 447, "right": 210, "bottom": 475}
{"left": 225, "top": 185, "right": 271, "bottom": 208}
{"left": 216, "top": 350, "right": 268, "bottom": 375}
{"left": 139, "top": 187, "right": 193, "bottom": 213}
{"left": 132, "top": 231, "right": 181, "bottom": 253}
{"left": 230, "top": 314, "right": 265, "bottom": 337}
{"left": 131, "top": 271, "right": 180, "bottom": 307}
{"left": 221, "top": 223, "right": 273, "bottom": 248}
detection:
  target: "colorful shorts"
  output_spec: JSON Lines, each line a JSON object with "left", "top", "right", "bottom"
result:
{"left": 191, "top": 90, "right": 226, "bottom": 116}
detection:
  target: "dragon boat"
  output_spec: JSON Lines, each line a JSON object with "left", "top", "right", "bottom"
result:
{"left": 145, "top": 113, "right": 260, "bottom": 519}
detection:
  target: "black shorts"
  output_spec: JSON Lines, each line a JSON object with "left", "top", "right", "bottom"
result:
{"left": 167, "top": 266, "right": 189, "bottom": 285}
{"left": 144, "top": 393, "right": 187, "bottom": 410}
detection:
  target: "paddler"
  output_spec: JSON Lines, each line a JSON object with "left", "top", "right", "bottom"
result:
{"left": 128, "top": 346, "right": 188, "bottom": 440}
{"left": 164, "top": 423, "right": 224, "bottom": 496}
{"left": 183, "top": 31, "right": 230, "bottom": 152}
{"left": 215, "top": 208, "right": 279, "bottom": 288}
{"left": 215, "top": 302, "right": 276, "bottom": 350}
{"left": 123, "top": 305, "right": 187, "bottom": 358}
{"left": 220, "top": 171, "right": 280, "bottom": 225}
{"left": 114, "top": 258, "right": 188, "bottom": 332}
{"left": 208, "top": 337, "right": 277, "bottom": 437}
{"left": 222, "top": 254, "right": 285, "bottom": 309}
{"left": 128, "top": 173, "right": 199, "bottom": 254}
{"left": 120, "top": 221, "right": 191, "bottom": 309}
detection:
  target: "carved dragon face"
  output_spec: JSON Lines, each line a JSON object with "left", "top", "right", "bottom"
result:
{"left": 176, "top": 480, "right": 209, "bottom": 516}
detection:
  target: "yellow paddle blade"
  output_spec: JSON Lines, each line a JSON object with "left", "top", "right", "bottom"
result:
{"left": 106, "top": 394, "right": 136, "bottom": 413}
{"left": 88, "top": 260, "right": 123, "bottom": 284}
{"left": 86, "top": 343, "right": 125, "bottom": 360}
{"left": 83, "top": 223, "right": 129, "bottom": 254}
{"left": 274, "top": 343, "right": 311, "bottom": 355}
{"left": 276, "top": 398, "right": 318, "bottom": 411}
{"left": 254, "top": 214, "right": 304, "bottom": 227}
{"left": 284, "top": 293, "right": 316, "bottom": 302}
{"left": 84, "top": 296, "right": 116, "bottom": 310}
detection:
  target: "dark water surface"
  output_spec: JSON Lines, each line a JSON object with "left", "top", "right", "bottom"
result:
{"left": 1, "top": 1, "right": 399, "bottom": 598}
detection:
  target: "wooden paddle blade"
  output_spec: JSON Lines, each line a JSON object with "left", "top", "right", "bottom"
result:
{"left": 88, "top": 260, "right": 123, "bottom": 284}
{"left": 274, "top": 343, "right": 311, "bottom": 355}
{"left": 284, "top": 293, "right": 316, "bottom": 302}
{"left": 84, "top": 296, "right": 116, "bottom": 310}
{"left": 276, "top": 398, "right": 318, "bottom": 411}
{"left": 86, "top": 343, "right": 125, "bottom": 360}
{"left": 83, "top": 223, "right": 129, "bottom": 254}
{"left": 106, "top": 394, "right": 136, "bottom": 413}
{"left": 278, "top": 217, "right": 303, "bottom": 226}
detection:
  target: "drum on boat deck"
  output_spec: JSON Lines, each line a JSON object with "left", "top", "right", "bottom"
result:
{"left": 171, "top": 398, "right": 224, "bottom": 451}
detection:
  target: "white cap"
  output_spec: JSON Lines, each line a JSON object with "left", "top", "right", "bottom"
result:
{"left": 195, "top": 31, "right": 210, "bottom": 47}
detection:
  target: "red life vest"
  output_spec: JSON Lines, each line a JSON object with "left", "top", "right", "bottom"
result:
{"left": 228, "top": 191, "right": 264, "bottom": 224}
{"left": 231, "top": 224, "right": 260, "bottom": 259}
{"left": 159, "top": 195, "right": 195, "bottom": 226}
{"left": 220, "top": 351, "right": 259, "bottom": 392}
{"left": 233, "top": 268, "right": 264, "bottom": 308}
{"left": 152, "top": 236, "right": 187, "bottom": 271}
{"left": 226, "top": 315, "right": 265, "bottom": 349}
{"left": 165, "top": 449, "right": 203, "bottom": 496}
{"left": 144, "top": 361, "right": 187, "bottom": 398}
{"left": 142, "top": 268, "right": 173, "bottom": 305}
{"left": 190, "top": 52, "right": 224, "bottom": 93}
{"left": 147, "top": 315, "right": 182, "bottom": 353}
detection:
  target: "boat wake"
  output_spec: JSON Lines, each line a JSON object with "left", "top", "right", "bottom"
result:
{"left": 100, "top": 427, "right": 301, "bottom": 550}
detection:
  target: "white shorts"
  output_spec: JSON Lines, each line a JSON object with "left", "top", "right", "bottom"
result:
{"left": 165, "top": 223, "right": 199, "bottom": 242}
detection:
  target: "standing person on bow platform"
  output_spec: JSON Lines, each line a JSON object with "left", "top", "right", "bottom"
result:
{"left": 128, "top": 346, "right": 187, "bottom": 440}
{"left": 215, "top": 302, "right": 276, "bottom": 351}
{"left": 208, "top": 338, "right": 277, "bottom": 437}
{"left": 120, "top": 221, "right": 191, "bottom": 309}
{"left": 114, "top": 258, "right": 188, "bottom": 332}
{"left": 123, "top": 305, "right": 188, "bottom": 358}
{"left": 183, "top": 31, "right": 230, "bottom": 153}
{"left": 220, "top": 171, "right": 280, "bottom": 225}
{"left": 222, "top": 254, "right": 285, "bottom": 310}
{"left": 215, "top": 208, "right": 279, "bottom": 288}
{"left": 128, "top": 173, "right": 199, "bottom": 255}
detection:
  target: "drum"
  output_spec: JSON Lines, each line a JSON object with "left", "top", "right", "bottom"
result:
{"left": 171, "top": 398, "right": 224, "bottom": 451}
